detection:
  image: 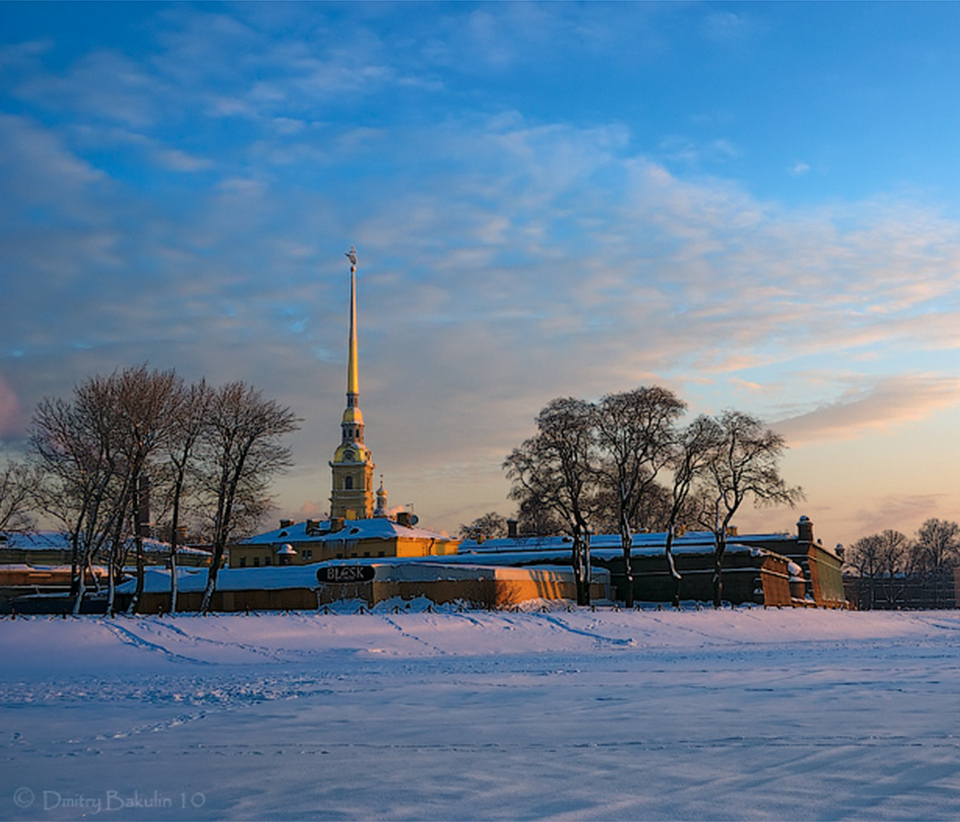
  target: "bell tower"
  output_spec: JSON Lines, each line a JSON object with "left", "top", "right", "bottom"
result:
{"left": 330, "top": 247, "right": 375, "bottom": 519}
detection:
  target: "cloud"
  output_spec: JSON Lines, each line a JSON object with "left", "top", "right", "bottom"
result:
{"left": 773, "top": 376, "right": 960, "bottom": 444}
{"left": 850, "top": 494, "right": 945, "bottom": 536}
{"left": 701, "top": 11, "right": 763, "bottom": 46}
{"left": 14, "top": 49, "right": 168, "bottom": 128}
{"left": 0, "top": 372, "right": 27, "bottom": 438}
{"left": 0, "top": 114, "right": 104, "bottom": 209}
{"left": 6, "top": 4, "right": 960, "bottom": 533}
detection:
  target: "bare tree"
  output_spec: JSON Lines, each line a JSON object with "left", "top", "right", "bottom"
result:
{"left": 847, "top": 522, "right": 958, "bottom": 609}
{"left": 31, "top": 396, "right": 116, "bottom": 614}
{"left": 156, "top": 379, "right": 212, "bottom": 613}
{"left": 102, "top": 366, "right": 182, "bottom": 614}
{"left": 198, "top": 382, "right": 300, "bottom": 614}
{"left": 594, "top": 387, "right": 686, "bottom": 608}
{"left": 876, "top": 529, "right": 911, "bottom": 607}
{"left": 515, "top": 494, "right": 566, "bottom": 537}
{"left": 844, "top": 532, "right": 891, "bottom": 610}
{"left": 31, "top": 390, "right": 125, "bottom": 614}
{"left": 915, "top": 518, "right": 960, "bottom": 572}
{"left": 661, "top": 415, "right": 721, "bottom": 607}
{"left": 844, "top": 533, "right": 885, "bottom": 575}
{"left": 459, "top": 511, "right": 508, "bottom": 541}
{"left": 505, "top": 398, "right": 598, "bottom": 606}
{"left": 697, "top": 411, "right": 803, "bottom": 607}
{"left": 0, "top": 458, "right": 39, "bottom": 533}
{"left": 915, "top": 518, "right": 960, "bottom": 608}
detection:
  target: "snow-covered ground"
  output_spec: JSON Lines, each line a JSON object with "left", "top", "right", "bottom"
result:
{"left": 3, "top": 604, "right": 960, "bottom": 821}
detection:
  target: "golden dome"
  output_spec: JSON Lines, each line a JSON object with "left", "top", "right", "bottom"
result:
{"left": 341, "top": 406, "right": 364, "bottom": 425}
{"left": 334, "top": 443, "right": 370, "bottom": 464}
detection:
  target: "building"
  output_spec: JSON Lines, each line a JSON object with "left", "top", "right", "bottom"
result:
{"left": 456, "top": 516, "right": 846, "bottom": 608}
{"left": 228, "top": 248, "right": 459, "bottom": 570}
{"left": 229, "top": 515, "right": 459, "bottom": 569}
{"left": 329, "top": 248, "right": 376, "bottom": 520}
{"left": 0, "top": 531, "right": 211, "bottom": 568}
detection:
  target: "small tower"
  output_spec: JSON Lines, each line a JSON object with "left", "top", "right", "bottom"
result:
{"left": 330, "top": 248, "right": 375, "bottom": 519}
{"left": 373, "top": 476, "right": 388, "bottom": 518}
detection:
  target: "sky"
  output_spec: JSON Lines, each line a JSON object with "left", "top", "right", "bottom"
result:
{"left": 2, "top": 2, "right": 960, "bottom": 548}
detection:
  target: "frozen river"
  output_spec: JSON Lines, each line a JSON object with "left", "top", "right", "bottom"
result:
{"left": 3, "top": 605, "right": 960, "bottom": 820}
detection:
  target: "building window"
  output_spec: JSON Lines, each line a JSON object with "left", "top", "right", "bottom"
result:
{"left": 303, "top": 550, "right": 312, "bottom": 560}
{"left": 239, "top": 557, "right": 246, "bottom": 568}
{"left": 264, "top": 556, "right": 271, "bottom": 566}
{"left": 344, "top": 476, "right": 354, "bottom": 490}
{"left": 363, "top": 551, "right": 370, "bottom": 557}
{"left": 253, "top": 557, "right": 260, "bottom": 567}
{"left": 378, "top": 551, "right": 385, "bottom": 557}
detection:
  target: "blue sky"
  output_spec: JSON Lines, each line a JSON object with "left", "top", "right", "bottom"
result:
{"left": 3, "top": 2, "right": 960, "bottom": 546}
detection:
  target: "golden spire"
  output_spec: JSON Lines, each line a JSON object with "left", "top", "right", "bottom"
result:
{"left": 345, "top": 246, "right": 359, "bottom": 405}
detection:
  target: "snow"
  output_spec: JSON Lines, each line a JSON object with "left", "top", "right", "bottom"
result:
{"left": 243, "top": 517, "right": 452, "bottom": 545}
{"left": 0, "top": 530, "right": 209, "bottom": 557}
{"left": 3, "top": 607, "right": 960, "bottom": 820}
{"left": 119, "top": 562, "right": 610, "bottom": 596}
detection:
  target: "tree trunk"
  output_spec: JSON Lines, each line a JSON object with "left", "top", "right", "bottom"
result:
{"left": 71, "top": 542, "right": 88, "bottom": 617}
{"left": 69, "top": 531, "right": 81, "bottom": 599}
{"left": 571, "top": 529, "right": 591, "bottom": 607}
{"left": 665, "top": 529, "right": 682, "bottom": 608}
{"left": 572, "top": 534, "right": 585, "bottom": 606}
{"left": 107, "top": 544, "right": 118, "bottom": 616}
{"left": 129, "top": 539, "right": 145, "bottom": 615}
{"left": 583, "top": 530, "right": 591, "bottom": 607}
{"left": 169, "top": 529, "right": 179, "bottom": 615}
{"left": 200, "top": 571, "right": 217, "bottom": 614}
{"left": 128, "top": 480, "right": 145, "bottom": 615}
{"left": 620, "top": 513, "right": 634, "bottom": 608}
{"left": 712, "top": 538, "right": 726, "bottom": 608}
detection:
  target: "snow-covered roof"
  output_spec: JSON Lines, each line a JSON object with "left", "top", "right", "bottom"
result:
{"left": 117, "top": 560, "right": 610, "bottom": 594}
{"left": 0, "top": 530, "right": 209, "bottom": 555}
{"left": 241, "top": 518, "right": 455, "bottom": 546}
{"left": 459, "top": 528, "right": 837, "bottom": 558}
{"left": 118, "top": 566, "right": 321, "bottom": 593}
{"left": 449, "top": 541, "right": 787, "bottom": 568}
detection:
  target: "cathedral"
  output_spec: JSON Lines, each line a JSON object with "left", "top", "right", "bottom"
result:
{"left": 227, "top": 249, "right": 460, "bottom": 569}
{"left": 329, "top": 247, "right": 376, "bottom": 520}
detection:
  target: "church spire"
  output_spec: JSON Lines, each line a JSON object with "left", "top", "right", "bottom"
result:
{"left": 346, "top": 246, "right": 359, "bottom": 407}
{"left": 330, "top": 246, "right": 375, "bottom": 520}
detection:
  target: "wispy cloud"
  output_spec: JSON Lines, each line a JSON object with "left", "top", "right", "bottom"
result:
{"left": 0, "top": 372, "right": 27, "bottom": 438}
{"left": 774, "top": 376, "right": 960, "bottom": 444}
{"left": 5, "top": 3, "right": 960, "bottom": 545}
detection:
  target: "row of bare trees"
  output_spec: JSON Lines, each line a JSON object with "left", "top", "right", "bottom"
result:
{"left": 480, "top": 387, "right": 801, "bottom": 607}
{"left": 1, "top": 365, "right": 300, "bottom": 614}
{"left": 844, "top": 519, "right": 960, "bottom": 609}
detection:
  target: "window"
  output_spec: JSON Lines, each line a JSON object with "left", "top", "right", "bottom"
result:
{"left": 363, "top": 551, "right": 370, "bottom": 557}
{"left": 264, "top": 556, "right": 271, "bottom": 566}
{"left": 239, "top": 557, "right": 246, "bottom": 568}
{"left": 378, "top": 551, "right": 385, "bottom": 557}
{"left": 253, "top": 557, "right": 260, "bottom": 567}
{"left": 344, "top": 476, "right": 354, "bottom": 490}
{"left": 303, "top": 550, "right": 312, "bottom": 560}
